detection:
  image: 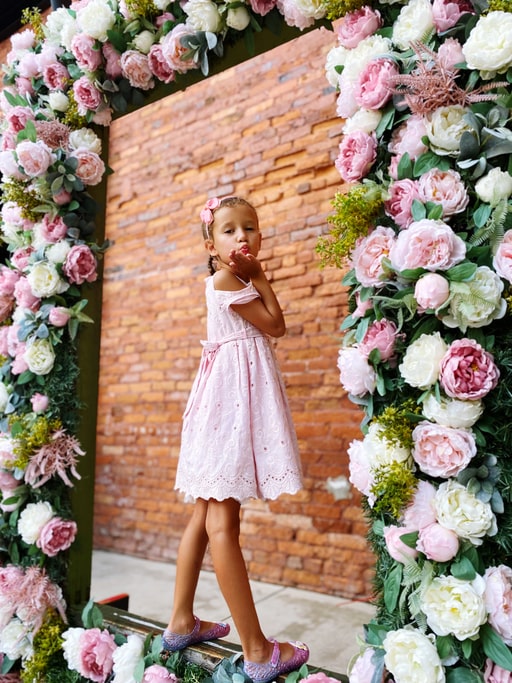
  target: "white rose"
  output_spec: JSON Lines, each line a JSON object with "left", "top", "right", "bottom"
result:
{"left": 69, "top": 128, "right": 102, "bottom": 154}
{"left": 46, "top": 240, "right": 71, "bottom": 264}
{"left": 227, "top": 6, "right": 251, "bottom": 31}
{"left": 342, "top": 109, "right": 382, "bottom": 134}
{"left": 184, "top": 0, "right": 223, "bottom": 32}
{"left": 462, "top": 11, "right": 512, "bottom": 78}
{"left": 434, "top": 480, "right": 497, "bottom": 545}
{"left": 383, "top": 628, "right": 445, "bottom": 683}
{"left": 48, "top": 91, "right": 70, "bottom": 113}
{"left": 399, "top": 332, "right": 448, "bottom": 389}
{"left": 0, "top": 618, "right": 33, "bottom": 660}
{"left": 475, "top": 168, "right": 512, "bottom": 206}
{"left": 18, "top": 500, "right": 54, "bottom": 544}
{"left": 24, "top": 338, "right": 56, "bottom": 376}
{"left": 442, "top": 265, "right": 506, "bottom": 331}
{"left": 392, "top": 0, "right": 434, "bottom": 51}
{"left": 425, "top": 105, "right": 472, "bottom": 156}
{"left": 153, "top": 0, "right": 169, "bottom": 8}
{"left": 325, "top": 45, "right": 348, "bottom": 87}
{"left": 27, "top": 261, "right": 69, "bottom": 298}
{"left": 422, "top": 393, "right": 483, "bottom": 429}
{"left": 77, "top": 0, "right": 116, "bottom": 41}
{"left": 0, "top": 382, "right": 9, "bottom": 413}
{"left": 62, "top": 627, "right": 85, "bottom": 673}
{"left": 364, "top": 422, "right": 412, "bottom": 468}
{"left": 43, "top": 7, "right": 78, "bottom": 50}
{"left": 293, "top": 0, "right": 327, "bottom": 19}
{"left": 112, "top": 634, "right": 145, "bottom": 683}
{"left": 132, "top": 30, "right": 155, "bottom": 54}
{"left": 421, "top": 575, "right": 487, "bottom": 640}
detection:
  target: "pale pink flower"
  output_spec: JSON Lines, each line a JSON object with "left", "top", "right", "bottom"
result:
{"left": 351, "top": 226, "right": 396, "bottom": 287}
{"left": 16, "top": 139, "right": 55, "bottom": 177}
{"left": 358, "top": 318, "right": 401, "bottom": 362}
{"left": 16, "top": 565, "right": 67, "bottom": 631}
{"left": 276, "top": 0, "right": 318, "bottom": 29}
{"left": 493, "top": 230, "right": 512, "bottom": 284}
{"left": 79, "top": 628, "right": 116, "bottom": 683}
{"left": 15, "top": 76, "right": 35, "bottom": 97}
{"left": 337, "top": 347, "right": 377, "bottom": 396}
{"left": 440, "top": 339, "right": 500, "bottom": 400}
{"left": 14, "top": 277, "right": 40, "bottom": 310}
{"left": 432, "top": 0, "right": 473, "bottom": 32}
{"left": 437, "top": 38, "right": 465, "bottom": 71}
{"left": 161, "top": 24, "right": 200, "bottom": 74}
{"left": 11, "top": 343, "right": 29, "bottom": 375}
{"left": 248, "top": 0, "right": 277, "bottom": 15}
{"left": 17, "top": 51, "right": 40, "bottom": 79}
{"left": 9, "top": 29, "right": 36, "bottom": 52}
{"left": 0, "top": 150, "right": 26, "bottom": 179}
{"left": 37, "top": 517, "right": 77, "bottom": 556}
{"left": 23, "top": 428, "right": 85, "bottom": 488}
{"left": 385, "top": 178, "right": 422, "bottom": 229}
{"left": 335, "top": 130, "right": 377, "bottom": 182}
{"left": 301, "top": 672, "right": 341, "bottom": 683}
{"left": 0, "top": 266, "right": 20, "bottom": 297}
{"left": 337, "top": 6, "right": 382, "bottom": 48}
{"left": 412, "top": 420, "right": 476, "bottom": 478}
{"left": 73, "top": 76, "right": 103, "bottom": 115}
{"left": 39, "top": 214, "right": 68, "bottom": 243}
{"left": 11, "top": 246, "right": 34, "bottom": 271}
{"left": 71, "top": 33, "right": 103, "bottom": 72}
{"left": 30, "top": 393, "right": 49, "bottom": 413}
{"left": 389, "top": 219, "right": 466, "bottom": 272}
{"left": 156, "top": 13, "right": 175, "bottom": 28}
{"left": 401, "top": 480, "right": 437, "bottom": 529}
{"left": 5, "top": 105, "right": 35, "bottom": 133}
{"left": 414, "top": 273, "right": 450, "bottom": 311}
{"left": 418, "top": 168, "right": 469, "bottom": 218}
{"left": 388, "top": 114, "right": 428, "bottom": 160}
{"left": 52, "top": 188, "right": 72, "bottom": 206}
{"left": 63, "top": 244, "right": 98, "bottom": 284}
{"left": 485, "top": 659, "right": 512, "bottom": 683}
{"left": 143, "top": 664, "right": 180, "bottom": 682}
{"left": 417, "top": 523, "right": 459, "bottom": 561}
{"left": 70, "top": 148, "right": 105, "bottom": 186}
{"left": 354, "top": 58, "right": 398, "bottom": 110}
{"left": 484, "top": 565, "right": 512, "bottom": 646}
{"left": 348, "top": 438, "right": 373, "bottom": 497}
{"left": 102, "top": 42, "right": 123, "bottom": 79}
{"left": 49, "top": 306, "right": 71, "bottom": 327}
{"left": 148, "top": 44, "right": 176, "bottom": 84}
{"left": 349, "top": 648, "right": 377, "bottom": 683}
{"left": 42, "top": 62, "right": 70, "bottom": 90}
{"left": 352, "top": 292, "right": 373, "bottom": 318}
{"left": 120, "top": 50, "right": 155, "bottom": 91}
{"left": 384, "top": 525, "right": 418, "bottom": 563}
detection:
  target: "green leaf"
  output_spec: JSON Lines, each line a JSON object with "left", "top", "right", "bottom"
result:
{"left": 411, "top": 199, "right": 427, "bottom": 221}
{"left": 397, "top": 152, "right": 413, "bottom": 180}
{"left": 134, "top": 657, "right": 145, "bottom": 683}
{"left": 481, "top": 624, "right": 512, "bottom": 671}
{"left": 16, "top": 370, "right": 35, "bottom": 385}
{"left": 473, "top": 203, "right": 492, "bottom": 228}
{"left": 446, "top": 667, "right": 483, "bottom": 683}
{"left": 445, "top": 262, "right": 478, "bottom": 282}
{"left": 450, "top": 556, "right": 477, "bottom": 581}
{"left": 436, "top": 634, "right": 456, "bottom": 660}
{"left": 81, "top": 600, "right": 104, "bottom": 629}
{"left": 413, "top": 152, "right": 451, "bottom": 176}
{"left": 384, "top": 563, "right": 402, "bottom": 612}
{"left": 106, "top": 28, "right": 128, "bottom": 53}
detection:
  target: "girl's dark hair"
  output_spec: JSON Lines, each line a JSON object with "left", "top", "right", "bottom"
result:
{"left": 202, "top": 196, "right": 256, "bottom": 275}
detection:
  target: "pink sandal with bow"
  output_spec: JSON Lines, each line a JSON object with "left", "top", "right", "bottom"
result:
{"left": 243, "top": 638, "right": 310, "bottom": 683}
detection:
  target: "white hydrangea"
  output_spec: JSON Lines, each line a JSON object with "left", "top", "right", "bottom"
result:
{"left": 18, "top": 501, "right": 54, "bottom": 544}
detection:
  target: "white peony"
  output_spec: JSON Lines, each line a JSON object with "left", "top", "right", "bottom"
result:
{"left": 392, "top": 0, "right": 434, "bottom": 51}
{"left": 325, "top": 45, "right": 348, "bottom": 87}
{"left": 46, "top": 240, "right": 71, "bottom": 264}
{"left": 442, "top": 265, "right": 506, "bottom": 331}
{"left": 383, "top": 628, "right": 445, "bottom": 683}
{"left": 422, "top": 393, "right": 483, "bottom": 429}
{"left": 226, "top": 7, "right": 251, "bottom": 31}
{"left": 434, "top": 480, "right": 497, "bottom": 545}
{"left": 112, "top": 634, "right": 145, "bottom": 683}
{"left": 24, "top": 338, "right": 56, "bottom": 376}
{"left": 421, "top": 575, "right": 487, "bottom": 640}
{"left": 0, "top": 382, "right": 9, "bottom": 413}
{"left": 399, "top": 332, "right": 448, "bottom": 389}
{"left": 43, "top": 7, "right": 78, "bottom": 50}
{"left": 425, "top": 105, "right": 472, "bottom": 156}
{"left": 292, "top": 0, "right": 327, "bottom": 19}
{"left": 183, "top": 0, "right": 223, "bottom": 32}
{"left": 475, "top": 168, "right": 512, "bottom": 206}
{"left": 132, "top": 30, "right": 155, "bottom": 54}
{"left": 69, "top": 128, "right": 102, "bottom": 154}
{"left": 48, "top": 91, "right": 70, "bottom": 113}
{"left": 62, "top": 627, "right": 85, "bottom": 672}
{"left": 27, "top": 261, "right": 69, "bottom": 298}
{"left": 0, "top": 618, "right": 34, "bottom": 660}
{"left": 342, "top": 109, "right": 382, "bottom": 134}
{"left": 343, "top": 34, "right": 393, "bottom": 83}
{"left": 18, "top": 500, "right": 54, "bottom": 544}
{"left": 77, "top": 0, "right": 117, "bottom": 41}
{"left": 462, "top": 11, "right": 512, "bottom": 78}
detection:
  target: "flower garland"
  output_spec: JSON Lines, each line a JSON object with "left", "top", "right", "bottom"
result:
{"left": 0, "top": 0, "right": 333, "bottom": 680}
{"left": 320, "top": 0, "right": 512, "bottom": 680}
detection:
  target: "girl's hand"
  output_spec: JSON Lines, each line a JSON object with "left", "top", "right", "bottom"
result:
{"left": 228, "top": 249, "right": 263, "bottom": 280}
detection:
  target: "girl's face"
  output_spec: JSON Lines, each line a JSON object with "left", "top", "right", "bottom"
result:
{"left": 206, "top": 203, "right": 262, "bottom": 265}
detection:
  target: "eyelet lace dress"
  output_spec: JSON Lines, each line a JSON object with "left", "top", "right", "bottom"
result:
{"left": 175, "top": 276, "right": 303, "bottom": 502}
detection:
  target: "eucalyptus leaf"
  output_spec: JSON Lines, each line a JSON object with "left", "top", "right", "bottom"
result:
{"left": 445, "top": 262, "right": 478, "bottom": 282}
{"left": 481, "top": 623, "right": 512, "bottom": 671}
{"left": 450, "top": 556, "right": 476, "bottom": 581}
{"left": 446, "top": 667, "right": 483, "bottom": 683}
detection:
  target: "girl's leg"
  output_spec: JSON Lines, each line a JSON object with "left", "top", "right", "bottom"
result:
{"left": 205, "top": 498, "right": 296, "bottom": 664}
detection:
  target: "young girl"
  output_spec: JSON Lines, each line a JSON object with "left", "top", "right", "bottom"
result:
{"left": 162, "top": 196, "right": 309, "bottom": 683}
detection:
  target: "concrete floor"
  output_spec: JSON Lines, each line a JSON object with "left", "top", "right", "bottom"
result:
{"left": 91, "top": 550, "right": 375, "bottom": 677}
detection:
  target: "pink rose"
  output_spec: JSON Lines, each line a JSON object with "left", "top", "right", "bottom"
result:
{"left": 31, "top": 393, "right": 49, "bottom": 413}
{"left": 73, "top": 76, "right": 103, "bottom": 115}
{"left": 79, "top": 628, "right": 116, "bottom": 683}
{"left": 161, "top": 25, "right": 200, "bottom": 74}
{"left": 43, "top": 62, "right": 70, "bottom": 90}
{"left": 37, "top": 517, "right": 77, "bottom": 556}
{"left": 388, "top": 114, "right": 428, "bottom": 160}
{"left": 432, "top": 0, "right": 473, "bottom": 32}
{"left": 40, "top": 214, "right": 68, "bottom": 243}
{"left": 440, "top": 338, "right": 500, "bottom": 400}
{"left": 485, "top": 659, "right": 512, "bottom": 683}
{"left": 348, "top": 439, "right": 373, "bottom": 497}
{"left": 15, "top": 76, "right": 34, "bottom": 97}
{"left": 337, "top": 347, "right": 377, "bottom": 397}
{"left": 351, "top": 226, "right": 396, "bottom": 287}
{"left": 437, "top": 38, "right": 465, "bottom": 71}
{"left": 493, "top": 230, "right": 512, "bottom": 284}
{"left": 148, "top": 44, "right": 176, "bottom": 84}
{"left": 71, "top": 148, "right": 105, "bottom": 186}
{"left": 120, "top": 50, "right": 155, "bottom": 91}
{"left": 52, "top": 188, "right": 72, "bottom": 206}
{"left": 417, "top": 523, "right": 459, "bottom": 562}
{"left": 384, "top": 525, "right": 418, "bottom": 563}
{"left": 63, "top": 245, "right": 98, "bottom": 284}
{"left": 11, "top": 343, "right": 29, "bottom": 375}
{"left": 0, "top": 266, "right": 20, "bottom": 296}
{"left": 11, "top": 246, "right": 34, "bottom": 271}
{"left": 389, "top": 219, "right": 466, "bottom": 272}
{"left": 49, "top": 306, "right": 71, "bottom": 327}
{"left": 349, "top": 648, "right": 377, "bottom": 683}
{"left": 0, "top": 470, "right": 18, "bottom": 489}
{"left": 248, "top": 0, "right": 277, "bottom": 15}
{"left": 484, "top": 565, "right": 512, "bottom": 645}
{"left": 301, "top": 673, "right": 341, "bottom": 683}
{"left": 385, "top": 178, "right": 421, "bottom": 229}
{"left": 414, "top": 273, "right": 450, "bottom": 311}
{"left": 335, "top": 130, "right": 377, "bottom": 182}
{"left": 402, "top": 480, "right": 437, "bottom": 529}
{"left": 358, "top": 318, "right": 401, "bottom": 362}
{"left": 143, "top": 665, "right": 180, "bottom": 683}
{"left": 354, "top": 58, "right": 398, "bottom": 110}
{"left": 102, "top": 42, "right": 123, "bottom": 79}
{"left": 6, "top": 105, "right": 35, "bottom": 133}
{"left": 412, "top": 420, "right": 476, "bottom": 478}
{"left": 337, "top": 6, "right": 382, "bottom": 48}
{"left": 16, "top": 140, "right": 55, "bottom": 177}
{"left": 156, "top": 13, "right": 175, "bottom": 29}
{"left": 418, "top": 168, "right": 469, "bottom": 218}
{"left": 71, "top": 33, "right": 103, "bottom": 72}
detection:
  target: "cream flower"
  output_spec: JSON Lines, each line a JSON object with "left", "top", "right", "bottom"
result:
{"left": 62, "top": 627, "right": 86, "bottom": 672}
{"left": 112, "top": 634, "right": 145, "bottom": 683}
{"left": 132, "top": 30, "right": 155, "bottom": 55}
{"left": 399, "top": 332, "right": 448, "bottom": 389}
{"left": 462, "top": 11, "right": 512, "bottom": 78}
{"left": 475, "top": 168, "right": 512, "bottom": 206}
{"left": 442, "top": 266, "right": 506, "bottom": 331}
{"left": 77, "top": 0, "right": 117, "bottom": 42}
{"left": 46, "top": 240, "right": 71, "bottom": 264}
{"left": 383, "top": 628, "right": 445, "bottom": 683}
{"left": 69, "top": 128, "right": 102, "bottom": 155}
{"left": 18, "top": 500, "right": 54, "bottom": 544}
{"left": 392, "top": 0, "right": 434, "bottom": 51}
{"left": 0, "top": 618, "right": 33, "bottom": 661}
{"left": 24, "top": 338, "right": 56, "bottom": 376}
{"left": 0, "top": 382, "right": 9, "bottom": 413}
{"left": 183, "top": 0, "right": 223, "bottom": 32}
{"left": 226, "top": 7, "right": 251, "bottom": 31}
{"left": 422, "top": 393, "right": 484, "bottom": 429}
{"left": 434, "top": 480, "right": 497, "bottom": 545}
{"left": 43, "top": 7, "right": 78, "bottom": 50}
{"left": 425, "top": 105, "right": 472, "bottom": 156}
{"left": 27, "top": 261, "right": 69, "bottom": 298}
{"left": 364, "top": 422, "right": 412, "bottom": 469}
{"left": 48, "top": 92, "right": 70, "bottom": 113}
{"left": 342, "top": 109, "right": 382, "bottom": 134}
{"left": 421, "top": 575, "right": 487, "bottom": 640}
{"left": 325, "top": 45, "right": 348, "bottom": 87}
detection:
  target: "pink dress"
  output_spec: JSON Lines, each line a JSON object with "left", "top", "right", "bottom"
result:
{"left": 175, "top": 276, "right": 303, "bottom": 502}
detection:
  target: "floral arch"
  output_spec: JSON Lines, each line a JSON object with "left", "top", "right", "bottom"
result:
{"left": 1, "top": 0, "right": 512, "bottom": 682}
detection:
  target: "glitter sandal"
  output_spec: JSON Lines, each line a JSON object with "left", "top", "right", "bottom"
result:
{"left": 162, "top": 616, "right": 230, "bottom": 652}
{"left": 243, "top": 638, "right": 310, "bottom": 683}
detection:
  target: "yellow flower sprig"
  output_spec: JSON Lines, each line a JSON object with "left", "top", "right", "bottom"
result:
{"left": 371, "top": 461, "right": 418, "bottom": 519}
{"left": 21, "top": 7, "right": 45, "bottom": 43}
{"left": 486, "top": 0, "right": 512, "bottom": 11}
{"left": 124, "top": 0, "right": 160, "bottom": 18}
{"left": 321, "top": 0, "right": 368, "bottom": 19}
{"left": 9, "top": 415, "right": 62, "bottom": 470}
{"left": 374, "top": 400, "right": 421, "bottom": 451}
{"left": 21, "top": 610, "right": 66, "bottom": 683}
{"left": 2, "top": 180, "right": 41, "bottom": 222}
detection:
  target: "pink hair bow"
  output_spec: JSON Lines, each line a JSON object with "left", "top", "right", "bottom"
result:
{"left": 200, "top": 197, "right": 222, "bottom": 226}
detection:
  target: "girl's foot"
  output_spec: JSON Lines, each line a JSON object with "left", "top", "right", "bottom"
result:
{"left": 162, "top": 616, "right": 230, "bottom": 652}
{"left": 243, "top": 638, "right": 309, "bottom": 683}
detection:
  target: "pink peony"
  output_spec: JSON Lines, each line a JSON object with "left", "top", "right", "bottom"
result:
{"left": 148, "top": 44, "right": 176, "bottom": 84}
{"left": 5, "top": 105, "right": 35, "bottom": 133}
{"left": 337, "top": 6, "right": 382, "bottom": 48}
{"left": 493, "top": 230, "right": 512, "bottom": 284}
{"left": 14, "top": 277, "right": 40, "bottom": 310}
{"left": 71, "top": 33, "right": 103, "bottom": 72}
{"left": 79, "top": 628, "right": 117, "bottom": 683}
{"left": 358, "top": 318, "right": 401, "bottom": 362}
{"left": 73, "top": 76, "right": 103, "bottom": 115}
{"left": 16, "top": 139, "right": 55, "bottom": 177}
{"left": 432, "top": 0, "right": 473, "bottom": 32}
{"left": 385, "top": 178, "right": 422, "bottom": 229}
{"left": 120, "top": 50, "right": 155, "bottom": 91}
{"left": 402, "top": 480, "right": 437, "bottom": 530}
{"left": 53, "top": 188, "right": 72, "bottom": 206}
{"left": 440, "top": 338, "right": 500, "bottom": 400}
{"left": 388, "top": 114, "right": 428, "bottom": 160}
{"left": 484, "top": 565, "right": 512, "bottom": 646}
{"left": 161, "top": 24, "right": 200, "bottom": 74}
{"left": 414, "top": 273, "right": 450, "bottom": 311}
{"left": 102, "top": 42, "right": 123, "bottom": 79}
{"left": 418, "top": 168, "right": 469, "bottom": 218}
{"left": 43, "top": 62, "right": 70, "bottom": 91}
{"left": 301, "top": 673, "right": 341, "bottom": 683}
{"left": 40, "top": 214, "right": 68, "bottom": 243}
{"left": 417, "top": 523, "right": 459, "bottom": 561}
{"left": 143, "top": 665, "right": 180, "bottom": 683}
{"left": 354, "top": 58, "right": 398, "bottom": 110}
{"left": 0, "top": 266, "right": 20, "bottom": 296}
{"left": 63, "top": 245, "right": 98, "bottom": 284}
{"left": 349, "top": 648, "right": 377, "bottom": 683}
{"left": 384, "top": 525, "right": 418, "bottom": 563}
{"left": 11, "top": 246, "right": 34, "bottom": 271}
{"left": 70, "top": 148, "right": 105, "bottom": 186}
{"left": 485, "top": 659, "right": 512, "bottom": 683}
{"left": 351, "top": 225, "right": 396, "bottom": 287}
{"left": 437, "top": 38, "right": 465, "bottom": 71}
{"left": 348, "top": 439, "right": 373, "bottom": 497}
{"left": 37, "top": 517, "right": 77, "bottom": 556}
{"left": 49, "top": 306, "right": 71, "bottom": 327}
{"left": 389, "top": 219, "right": 466, "bottom": 272}
{"left": 335, "top": 130, "right": 377, "bottom": 182}
{"left": 352, "top": 292, "right": 373, "bottom": 318}
{"left": 412, "top": 420, "right": 476, "bottom": 478}
{"left": 337, "top": 346, "right": 377, "bottom": 396}
{"left": 248, "top": 0, "right": 277, "bottom": 15}
{"left": 31, "top": 392, "right": 49, "bottom": 413}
